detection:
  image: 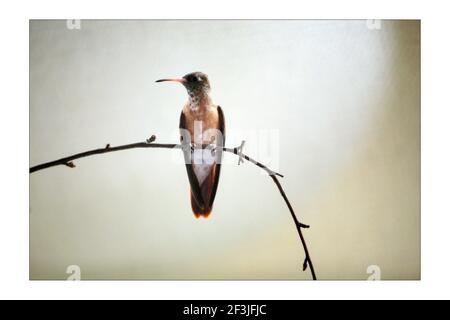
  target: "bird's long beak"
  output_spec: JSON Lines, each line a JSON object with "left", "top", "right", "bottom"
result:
{"left": 155, "top": 78, "right": 186, "bottom": 84}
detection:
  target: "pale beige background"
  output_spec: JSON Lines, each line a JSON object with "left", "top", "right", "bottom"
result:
{"left": 30, "top": 20, "right": 420, "bottom": 280}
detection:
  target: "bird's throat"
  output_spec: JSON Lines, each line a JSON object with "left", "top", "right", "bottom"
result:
{"left": 188, "top": 90, "right": 211, "bottom": 112}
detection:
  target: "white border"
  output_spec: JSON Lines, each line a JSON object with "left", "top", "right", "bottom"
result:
{"left": 1, "top": 0, "right": 449, "bottom": 300}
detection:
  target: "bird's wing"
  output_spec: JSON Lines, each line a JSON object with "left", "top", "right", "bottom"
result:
{"left": 179, "top": 111, "right": 205, "bottom": 206}
{"left": 207, "top": 105, "right": 225, "bottom": 208}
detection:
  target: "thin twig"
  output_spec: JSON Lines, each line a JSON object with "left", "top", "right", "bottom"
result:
{"left": 29, "top": 136, "right": 316, "bottom": 280}
{"left": 29, "top": 142, "right": 178, "bottom": 173}
{"left": 269, "top": 175, "right": 316, "bottom": 280}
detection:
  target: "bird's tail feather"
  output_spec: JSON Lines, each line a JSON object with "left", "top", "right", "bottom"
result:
{"left": 190, "top": 191, "right": 212, "bottom": 218}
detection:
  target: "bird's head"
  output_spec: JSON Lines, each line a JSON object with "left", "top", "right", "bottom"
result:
{"left": 156, "top": 72, "right": 211, "bottom": 97}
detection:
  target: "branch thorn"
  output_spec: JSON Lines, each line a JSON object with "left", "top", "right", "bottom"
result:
{"left": 146, "top": 135, "right": 156, "bottom": 143}
{"left": 298, "top": 222, "right": 310, "bottom": 229}
{"left": 65, "top": 161, "right": 76, "bottom": 168}
{"left": 303, "top": 258, "right": 308, "bottom": 271}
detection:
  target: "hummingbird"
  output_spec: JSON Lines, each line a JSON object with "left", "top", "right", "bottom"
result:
{"left": 156, "top": 72, "right": 225, "bottom": 218}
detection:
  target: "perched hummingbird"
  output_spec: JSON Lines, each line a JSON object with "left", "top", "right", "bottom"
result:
{"left": 156, "top": 72, "right": 225, "bottom": 218}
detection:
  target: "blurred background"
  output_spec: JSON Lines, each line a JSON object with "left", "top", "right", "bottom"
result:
{"left": 30, "top": 20, "right": 420, "bottom": 280}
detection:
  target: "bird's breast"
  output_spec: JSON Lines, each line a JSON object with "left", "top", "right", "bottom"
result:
{"left": 183, "top": 104, "right": 220, "bottom": 146}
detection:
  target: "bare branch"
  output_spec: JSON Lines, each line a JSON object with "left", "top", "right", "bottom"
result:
{"left": 29, "top": 135, "right": 316, "bottom": 280}
{"left": 270, "top": 175, "right": 316, "bottom": 280}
